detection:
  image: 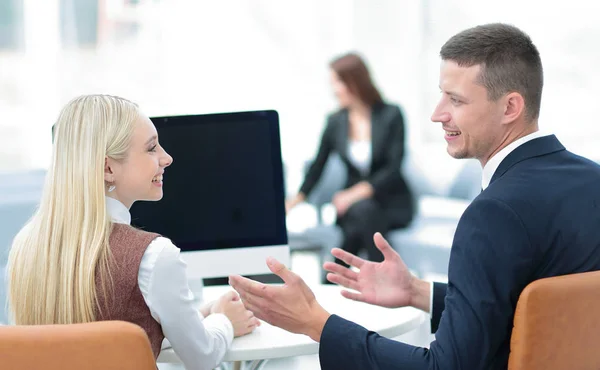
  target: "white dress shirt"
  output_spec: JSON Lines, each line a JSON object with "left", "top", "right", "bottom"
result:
{"left": 480, "top": 130, "right": 548, "bottom": 190}
{"left": 106, "top": 197, "right": 233, "bottom": 370}
{"left": 428, "top": 130, "right": 550, "bottom": 315}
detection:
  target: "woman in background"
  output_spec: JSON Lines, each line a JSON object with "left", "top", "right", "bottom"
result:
{"left": 286, "top": 53, "right": 415, "bottom": 266}
{"left": 7, "top": 95, "right": 259, "bottom": 370}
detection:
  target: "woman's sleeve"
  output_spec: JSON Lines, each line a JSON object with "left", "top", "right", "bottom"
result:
{"left": 138, "top": 237, "right": 233, "bottom": 370}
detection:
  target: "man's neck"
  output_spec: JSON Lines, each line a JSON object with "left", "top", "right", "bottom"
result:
{"left": 480, "top": 122, "right": 539, "bottom": 167}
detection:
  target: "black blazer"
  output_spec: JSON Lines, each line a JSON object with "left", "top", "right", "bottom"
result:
{"left": 318, "top": 135, "right": 600, "bottom": 369}
{"left": 299, "top": 102, "right": 414, "bottom": 227}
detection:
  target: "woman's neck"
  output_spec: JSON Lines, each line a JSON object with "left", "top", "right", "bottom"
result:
{"left": 347, "top": 102, "right": 372, "bottom": 141}
{"left": 348, "top": 102, "right": 371, "bottom": 120}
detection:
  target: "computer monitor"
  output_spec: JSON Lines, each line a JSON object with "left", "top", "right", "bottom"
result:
{"left": 129, "top": 110, "right": 290, "bottom": 281}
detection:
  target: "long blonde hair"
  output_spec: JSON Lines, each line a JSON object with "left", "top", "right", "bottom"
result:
{"left": 7, "top": 94, "right": 139, "bottom": 325}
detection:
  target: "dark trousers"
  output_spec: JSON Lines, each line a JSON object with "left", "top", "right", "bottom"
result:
{"left": 335, "top": 198, "right": 389, "bottom": 267}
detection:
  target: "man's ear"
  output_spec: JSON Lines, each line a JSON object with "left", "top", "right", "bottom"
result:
{"left": 501, "top": 92, "right": 525, "bottom": 124}
{"left": 104, "top": 157, "right": 115, "bottom": 183}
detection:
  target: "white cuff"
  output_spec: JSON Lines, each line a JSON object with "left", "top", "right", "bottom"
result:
{"left": 429, "top": 281, "right": 434, "bottom": 317}
{"left": 203, "top": 313, "right": 234, "bottom": 346}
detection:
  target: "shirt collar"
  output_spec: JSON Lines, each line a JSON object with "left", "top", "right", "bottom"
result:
{"left": 106, "top": 196, "right": 131, "bottom": 225}
{"left": 481, "top": 131, "right": 549, "bottom": 190}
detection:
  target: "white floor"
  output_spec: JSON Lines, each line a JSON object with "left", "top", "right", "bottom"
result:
{"left": 159, "top": 251, "right": 436, "bottom": 370}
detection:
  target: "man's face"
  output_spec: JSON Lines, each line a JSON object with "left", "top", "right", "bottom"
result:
{"left": 431, "top": 60, "right": 505, "bottom": 163}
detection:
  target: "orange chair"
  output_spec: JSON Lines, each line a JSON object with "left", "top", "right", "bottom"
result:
{"left": 0, "top": 320, "right": 156, "bottom": 370}
{"left": 509, "top": 270, "right": 600, "bottom": 370}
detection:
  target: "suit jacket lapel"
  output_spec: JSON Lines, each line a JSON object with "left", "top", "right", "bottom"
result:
{"left": 338, "top": 109, "right": 349, "bottom": 161}
{"left": 490, "top": 135, "right": 565, "bottom": 185}
{"left": 370, "top": 105, "right": 385, "bottom": 169}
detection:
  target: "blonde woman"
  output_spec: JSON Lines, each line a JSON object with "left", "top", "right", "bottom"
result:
{"left": 7, "top": 95, "right": 259, "bottom": 369}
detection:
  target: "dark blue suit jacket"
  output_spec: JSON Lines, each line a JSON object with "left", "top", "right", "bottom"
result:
{"left": 319, "top": 135, "right": 600, "bottom": 369}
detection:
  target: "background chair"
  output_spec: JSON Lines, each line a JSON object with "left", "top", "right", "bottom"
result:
{"left": 508, "top": 270, "right": 600, "bottom": 370}
{"left": 0, "top": 320, "right": 156, "bottom": 370}
{"left": 286, "top": 154, "right": 345, "bottom": 280}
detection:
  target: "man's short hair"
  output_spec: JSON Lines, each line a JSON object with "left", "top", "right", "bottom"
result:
{"left": 440, "top": 23, "right": 543, "bottom": 121}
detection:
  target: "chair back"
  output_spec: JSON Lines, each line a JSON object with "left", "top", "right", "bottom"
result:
{"left": 0, "top": 320, "right": 156, "bottom": 370}
{"left": 303, "top": 154, "right": 346, "bottom": 209}
{"left": 401, "top": 152, "right": 438, "bottom": 198}
{"left": 509, "top": 271, "right": 600, "bottom": 370}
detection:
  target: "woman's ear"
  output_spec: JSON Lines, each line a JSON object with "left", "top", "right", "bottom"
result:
{"left": 104, "top": 157, "right": 115, "bottom": 183}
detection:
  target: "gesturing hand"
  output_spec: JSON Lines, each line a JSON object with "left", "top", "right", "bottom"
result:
{"left": 229, "top": 257, "right": 331, "bottom": 342}
{"left": 323, "top": 232, "right": 419, "bottom": 309}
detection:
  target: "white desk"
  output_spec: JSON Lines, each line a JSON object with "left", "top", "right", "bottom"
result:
{"left": 157, "top": 284, "right": 425, "bottom": 367}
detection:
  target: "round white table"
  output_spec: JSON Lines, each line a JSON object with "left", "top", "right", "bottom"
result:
{"left": 157, "top": 284, "right": 425, "bottom": 369}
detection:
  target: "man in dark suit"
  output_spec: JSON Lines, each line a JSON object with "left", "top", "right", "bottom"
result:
{"left": 229, "top": 23, "right": 600, "bottom": 369}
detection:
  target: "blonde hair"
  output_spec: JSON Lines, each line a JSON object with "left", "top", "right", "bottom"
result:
{"left": 7, "top": 94, "right": 139, "bottom": 325}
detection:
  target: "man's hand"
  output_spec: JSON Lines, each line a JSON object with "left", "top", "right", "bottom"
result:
{"left": 229, "top": 257, "right": 331, "bottom": 342}
{"left": 324, "top": 232, "right": 431, "bottom": 312}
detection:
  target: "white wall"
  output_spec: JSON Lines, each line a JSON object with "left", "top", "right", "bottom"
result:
{"left": 1, "top": 0, "right": 599, "bottom": 188}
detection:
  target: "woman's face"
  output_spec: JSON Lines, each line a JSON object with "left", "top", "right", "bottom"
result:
{"left": 105, "top": 115, "right": 173, "bottom": 208}
{"left": 330, "top": 69, "right": 355, "bottom": 108}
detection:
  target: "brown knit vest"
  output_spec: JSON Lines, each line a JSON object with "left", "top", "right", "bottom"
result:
{"left": 95, "top": 223, "right": 164, "bottom": 358}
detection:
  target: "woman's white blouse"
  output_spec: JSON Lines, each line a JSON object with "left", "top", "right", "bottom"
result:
{"left": 347, "top": 140, "right": 372, "bottom": 176}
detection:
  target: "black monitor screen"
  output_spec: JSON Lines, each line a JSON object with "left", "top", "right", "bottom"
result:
{"left": 129, "top": 110, "right": 287, "bottom": 251}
